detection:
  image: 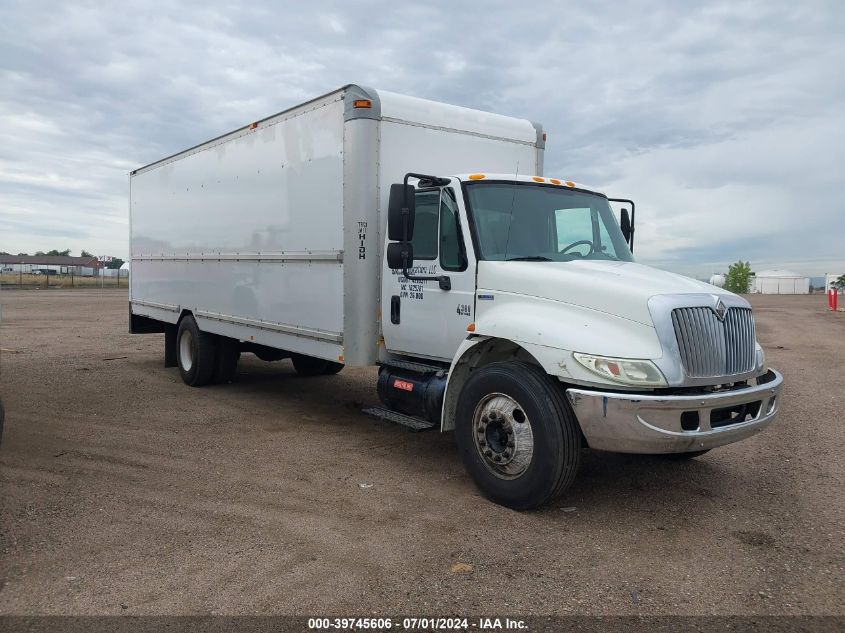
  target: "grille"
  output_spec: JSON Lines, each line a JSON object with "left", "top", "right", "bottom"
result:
{"left": 671, "top": 306, "right": 755, "bottom": 379}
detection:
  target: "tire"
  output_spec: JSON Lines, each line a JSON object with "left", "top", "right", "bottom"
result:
{"left": 291, "top": 354, "right": 344, "bottom": 376}
{"left": 0, "top": 396, "right": 4, "bottom": 446}
{"left": 455, "top": 361, "right": 581, "bottom": 511}
{"left": 176, "top": 315, "right": 217, "bottom": 387}
{"left": 212, "top": 336, "right": 240, "bottom": 384}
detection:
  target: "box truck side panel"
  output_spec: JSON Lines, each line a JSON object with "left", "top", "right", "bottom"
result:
{"left": 131, "top": 93, "right": 346, "bottom": 358}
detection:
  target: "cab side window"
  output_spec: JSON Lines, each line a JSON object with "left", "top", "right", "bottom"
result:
{"left": 412, "top": 189, "right": 466, "bottom": 269}
{"left": 411, "top": 191, "right": 439, "bottom": 260}
{"left": 440, "top": 190, "right": 466, "bottom": 271}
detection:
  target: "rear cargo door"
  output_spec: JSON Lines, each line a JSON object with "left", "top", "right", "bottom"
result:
{"left": 383, "top": 186, "right": 475, "bottom": 360}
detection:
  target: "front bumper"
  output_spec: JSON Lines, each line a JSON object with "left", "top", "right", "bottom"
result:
{"left": 566, "top": 369, "right": 783, "bottom": 454}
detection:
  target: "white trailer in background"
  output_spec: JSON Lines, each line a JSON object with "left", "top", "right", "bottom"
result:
{"left": 753, "top": 270, "right": 810, "bottom": 294}
{"left": 130, "top": 85, "right": 783, "bottom": 510}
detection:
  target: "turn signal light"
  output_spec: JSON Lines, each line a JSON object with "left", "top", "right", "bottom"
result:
{"left": 466, "top": 322, "right": 476, "bottom": 332}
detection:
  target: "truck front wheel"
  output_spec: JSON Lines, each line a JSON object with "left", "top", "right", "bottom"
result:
{"left": 177, "top": 315, "right": 217, "bottom": 387}
{"left": 455, "top": 361, "right": 581, "bottom": 511}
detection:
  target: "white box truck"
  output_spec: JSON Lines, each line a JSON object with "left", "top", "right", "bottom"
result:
{"left": 130, "top": 85, "right": 783, "bottom": 510}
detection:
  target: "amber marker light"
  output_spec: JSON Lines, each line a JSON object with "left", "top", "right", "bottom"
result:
{"left": 466, "top": 323, "right": 476, "bottom": 332}
{"left": 532, "top": 176, "right": 545, "bottom": 182}
{"left": 550, "top": 178, "right": 561, "bottom": 185}
{"left": 353, "top": 99, "right": 372, "bottom": 108}
{"left": 468, "top": 174, "right": 486, "bottom": 180}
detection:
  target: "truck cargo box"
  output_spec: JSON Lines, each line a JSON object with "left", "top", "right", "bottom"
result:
{"left": 130, "top": 85, "right": 544, "bottom": 366}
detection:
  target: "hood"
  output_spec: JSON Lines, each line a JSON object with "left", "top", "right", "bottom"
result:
{"left": 476, "top": 260, "right": 734, "bottom": 326}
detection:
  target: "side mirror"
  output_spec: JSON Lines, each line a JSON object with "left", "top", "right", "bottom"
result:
{"left": 388, "top": 183, "right": 415, "bottom": 241}
{"left": 387, "top": 241, "right": 413, "bottom": 270}
{"left": 620, "top": 208, "right": 631, "bottom": 244}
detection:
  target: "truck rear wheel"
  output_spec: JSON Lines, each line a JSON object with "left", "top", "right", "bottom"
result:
{"left": 455, "top": 361, "right": 580, "bottom": 510}
{"left": 291, "top": 354, "right": 343, "bottom": 376}
{"left": 177, "top": 316, "right": 217, "bottom": 387}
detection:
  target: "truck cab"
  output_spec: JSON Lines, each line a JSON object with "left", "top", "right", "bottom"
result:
{"left": 375, "top": 172, "right": 782, "bottom": 509}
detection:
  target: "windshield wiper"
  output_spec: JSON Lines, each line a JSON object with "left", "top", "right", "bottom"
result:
{"left": 505, "top": 256, "right": 553, "bottom": 262}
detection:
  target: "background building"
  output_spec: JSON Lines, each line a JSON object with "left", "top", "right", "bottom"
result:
{"left": 753, "top": 269, "right": 810, "bottom": 294}
{"left": 0, "top": 255, "right": 103, "bottom": 276}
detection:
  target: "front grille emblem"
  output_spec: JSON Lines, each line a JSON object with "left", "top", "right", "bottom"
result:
{"left": 712, "top": 297, "right": 727, "bottom": 321}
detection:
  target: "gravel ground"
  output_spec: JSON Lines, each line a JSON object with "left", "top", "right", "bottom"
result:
{"left": 0, "top": 290, "right": 842, "bottom": 615}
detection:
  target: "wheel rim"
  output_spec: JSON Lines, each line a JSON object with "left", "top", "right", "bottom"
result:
{"left": 472, "top": 392, "right": 534, "bottom": 479}
{"left": 179, "top": 329, "right": 194, "bottom": 371}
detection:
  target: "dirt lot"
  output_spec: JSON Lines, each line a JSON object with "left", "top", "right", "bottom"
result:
{"left": 0, "top": 290, "right": 842, "bottom": 615}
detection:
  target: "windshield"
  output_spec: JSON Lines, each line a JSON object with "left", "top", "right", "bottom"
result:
{"left": 464, "top": 182, "right": 633, "bottom": 262}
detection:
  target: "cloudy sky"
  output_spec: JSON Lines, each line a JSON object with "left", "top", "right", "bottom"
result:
{"left": 1, "top": 0, "right": 843, "bottom": 277}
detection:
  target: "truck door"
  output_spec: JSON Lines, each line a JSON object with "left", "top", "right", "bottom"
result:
{"left": 382, "top": 186, "right": 476, "bottom": 361}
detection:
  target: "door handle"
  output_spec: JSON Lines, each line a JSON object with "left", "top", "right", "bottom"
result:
{"left": 391, "top": 295, "right": 401, "bottom": 324}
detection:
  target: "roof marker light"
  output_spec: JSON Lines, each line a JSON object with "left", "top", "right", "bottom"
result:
{"left": 468, "top": 174, "right": 486, "bottom": 180}
{"left": 249, "top": 122, "right": 258, "bottom": 129}
{"left": 532, "top": 176, "right": 545, "bottom": 182}
{"left": 550, "top": 178, "right": 561, "bottom": 185}
{"left": 565, "top": 180, "right": 576, "bottom": 187}
{"left": 353, "top": 99, "right": 372, "bottom": 109}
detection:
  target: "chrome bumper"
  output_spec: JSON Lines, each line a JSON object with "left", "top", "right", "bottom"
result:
{"left": 566, "top": 369, "right": 783, "bottom": 454}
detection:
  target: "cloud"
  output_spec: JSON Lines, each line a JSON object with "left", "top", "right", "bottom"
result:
{"left": 0, "top": 0, "right": 843, "bottom": 277}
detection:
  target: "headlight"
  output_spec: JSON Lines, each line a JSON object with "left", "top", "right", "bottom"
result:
{"left": 755, "top": 343, "right": 766, "bottom": 371}
{"left": 573, "top": 352, "right": 667, "bottom": 387}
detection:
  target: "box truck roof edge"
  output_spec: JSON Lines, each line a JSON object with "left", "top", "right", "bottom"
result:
{"left": 130, "top": 85, "right": 545, "bottom": 178}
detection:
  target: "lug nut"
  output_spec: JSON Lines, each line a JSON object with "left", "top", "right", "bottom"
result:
{"left": 484, "top": 449, "right": 493, "bottom": 457}
{"left": 503, "top": 451, "right": 510, "bottom": 459}
{"left": 507, "top": 440, "right": 515, "bottom": 448}
{"left": 479, "top": 439, "right": 487, "bottom": 447}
